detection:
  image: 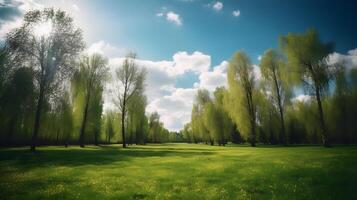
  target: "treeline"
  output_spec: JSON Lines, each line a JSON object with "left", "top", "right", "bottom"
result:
{"left": 0, "top": 8, "right": 183, "bottom": 149}
{"left": 182, "top": 30, "right": 357, "bottom": 147}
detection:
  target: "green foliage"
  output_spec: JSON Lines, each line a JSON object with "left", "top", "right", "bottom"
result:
{"left": 226, "top": 51, "right": 258, "bottom": 146}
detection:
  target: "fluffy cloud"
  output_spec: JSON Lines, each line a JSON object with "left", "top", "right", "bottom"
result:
{"left": 72, "top": 4, "right": 79, "bottom": 11}
{"left": 232, "top": 10, "right": 240, "bottom": 17}
{"left": 327, "top": 48, "right": 357, "bottom": 71}
{"left": 166, "top": 11, "right": 182, "bottom": 26}
{"left": 147, "top": 88, "right": 197, "bottom": 131}
{"left": 86, "top": 40, "right": 127, "bottom": 58}
{"left": 212, "top": 1, "right": 223, "bottom": 11}
{"left": 292, "top": 94, "right": 312, "bottom": 103}
{"left": 194, "top": 61, "right": 228, "bottom": 91}
{"left": 171, "top": 51, "right": 210, "bottom": 75}
{"left": 100, "top": 49, "right": 219, "bottom": 131}
{"left": 0, "top": 0, "right": 44, "bottom": 39}
{"left": 156, "top": 10, "right": 183, "bottom": 26}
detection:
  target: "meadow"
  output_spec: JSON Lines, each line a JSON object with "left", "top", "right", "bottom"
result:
{"left": 1, "top": 143, "right": 357, "bottom": 200}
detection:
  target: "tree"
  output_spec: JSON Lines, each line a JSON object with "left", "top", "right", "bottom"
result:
{"left": 260, "top": 49, "right": 291, "bottom": 144}
{"left": 6, "top": 8, "right": 84, "bottom": 151}
{"left": 191, "top": 89, "right": 212, "bottom": 144}
{"left": 0, "top": 67, "right": 35, "bottom": 144}
{"left": 204, "top": 87, "right": 233, "bottom": 145}
{"left": 112, "top": 53, "right": 146, "bottom": 148}
{"left": 74, "top": 54, "right": 108, "bottom": 147}
{"left": 126, "top": 92, "right": 148, "bottom": 145}
{"left": 148, "top": 112, "right": 160, "bottom": 143}
{"left": 226, "top": 51, "right": 257, "bottom": 146}
{"left": 280, "top": 29, "right": 334, "bottom": 147}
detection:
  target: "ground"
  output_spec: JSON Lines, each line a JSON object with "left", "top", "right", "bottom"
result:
{"left": 0, "top": 143, "right": 357, "bottom": 200}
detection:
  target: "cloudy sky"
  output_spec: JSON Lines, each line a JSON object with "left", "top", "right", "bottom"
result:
{"left": 1, "top": 0, "right": 357, "bottom": 131}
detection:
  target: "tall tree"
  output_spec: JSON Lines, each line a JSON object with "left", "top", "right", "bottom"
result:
{"left": 280, "top": 29, "right": 334, "bottom": 146}
{"left": 191, "top": 89, "right": 212, "bottom": 144}
{"left": 112, "top": 53, "right": 146, "bottom": 148}
{"left": 227, "top": 51, "right": 257, "bottom": 146}
{"left": 74, "top": 54, "right": 108, "bottom": 147}
{"left": 6, "top": 8, "right": 84, "bottom": 151}
{"left": 260, "top": 49, "right": 291, "bottom": 144}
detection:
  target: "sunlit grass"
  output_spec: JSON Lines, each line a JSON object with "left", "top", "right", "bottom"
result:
{"left": 1, "top": 144, "right": 357, "bottom": 199}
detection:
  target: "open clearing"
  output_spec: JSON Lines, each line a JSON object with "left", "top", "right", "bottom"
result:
{"left": 1, "top": 144, "right": 357, "bottom": 199}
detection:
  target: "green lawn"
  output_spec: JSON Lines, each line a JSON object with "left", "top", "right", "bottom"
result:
{"left": 1, "top": 144, "right": 357, "bottom": 200}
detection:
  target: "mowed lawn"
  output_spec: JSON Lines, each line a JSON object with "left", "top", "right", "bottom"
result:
{"left": 1, "top": 144, "right": 357, "bottom": 200}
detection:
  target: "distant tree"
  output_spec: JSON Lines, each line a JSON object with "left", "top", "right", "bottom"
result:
{"left": 6, "top": 8, "right": 85, "bottom": 151}
{"left": 227, "top": 51, "right": 258, "bottom": 146}
{"left": 148, "top": 112, "right": 160, "bottom": 143}
{"left": 112, "top": 53, "right": 146, "bottom": 148}
{"left": 260, "top": 49, "right": 291, "bottom": 144}
{"left": 74, "top": 54, "right": 108, "bottom": 147}
{"left": 280, "top": 29, "right": 334, "bottom": 147}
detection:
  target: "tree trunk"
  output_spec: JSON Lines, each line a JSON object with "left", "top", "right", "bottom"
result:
{"left": 315, "top": 87, "right": 330, "bottom": 147}
{"left": 31, "top": 83, "right": 45, "bottom": 151}
{"left": 79, "top": 92, "right": 90, "bottom": 148}
{"left": 56, "top": 130, "right": 59, "bottom": 145}
{"left": 94, "top": 130, "right": 98, "bottom": 146}
{"left": 273, "top": 71, "right": 287, "bottom": 145}
{"left": 121, "top": 110, "right": 126, "bottom": 148}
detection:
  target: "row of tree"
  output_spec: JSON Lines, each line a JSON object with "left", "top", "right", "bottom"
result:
{"left": 0, "top": 8, "right": 181, "bottom": 150}
{"left": 183, "top": 29, "right": 357, "bottom": 147}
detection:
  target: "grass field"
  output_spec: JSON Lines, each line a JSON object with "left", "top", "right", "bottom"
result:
{"left": 1, "top": 144, "right": 357, "bottom": 200}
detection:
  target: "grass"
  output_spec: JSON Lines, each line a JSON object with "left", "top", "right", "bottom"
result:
{"left": 1, "top": 143, "right": 357, "bottom": 200}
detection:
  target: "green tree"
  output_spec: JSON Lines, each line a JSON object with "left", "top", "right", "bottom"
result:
{"left": 6, "top": 8, "right": 84, "bottom": 151}
{"left": 280, "top": 29, "right": 334, "bottom": 146}
{"left": 260, "top": 49, "right": 291, "bottom": 144}
{"left": 227, "top": 51, "right": 258, "bottom": 146}
{"left": 112, "top": 53, "right": 146, "bottom": 148}
{"left": 73, "top": 54, "right": 108, "bottom": 147}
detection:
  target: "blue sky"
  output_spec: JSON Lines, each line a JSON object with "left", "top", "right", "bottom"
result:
{"left": 1, "top": 0, "right": 357, "bottom": 130}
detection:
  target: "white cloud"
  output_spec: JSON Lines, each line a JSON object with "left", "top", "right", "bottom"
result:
{"left": 171, "top": 51, "right": 210, "bottom": 75}
{"left": 232, "top": 10, "right": 240, "bottom": 17}
{"left": 212, "top": 1, "right": 223, "bottom": 11}
{"left": 257, "top": 55, "right": 262, "bottom": 61}
{"left": 253, "top": 64, "right": 262, "bottom": 81}
{"left": 292, "top": 94, "right": 312, "bottom": 103}
{"left": 102, "top": 49, "right": 217, "bottom": 131}
{"left": 72, "top": 4, "right": 79, "bottom": 11}
{"left": 194, "top": 61, "right": 228, "bottom": 91}
{"left": 166, "top": 11, "right": 182, "bottom": 26}
{"left": 86, "top": 41, "right": 127, "bottom": 58}
{"left": 0, "top": 0, "right": 44, "bottom": 39}
{"left": 327, "top": 48, "right": 357, "bottom": 72}
{"left": 147, "top": 88, "right": 197, "bottom": 131}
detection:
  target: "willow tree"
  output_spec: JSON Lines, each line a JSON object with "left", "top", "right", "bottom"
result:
{"left": 6, "top": 8, "right": 84, "bottom": 151}
{"left": 112, "top": 53, "right": 146, "bottom": 148}
{"left": 280, "top": 29, "right": 334, "bottom": 147}
{"left": 191, "top": 89, "right": 212, "bottom": 144}
{"left": 204, "top": 87, "right": 233, "bottom": 145}
{"left": 74, "top": 54, "right": 108, "bottom": 147}
{"left": 260, "top": 49, "right": 291, "bottom": 144}
{"left": 226, "top": 51, "right": 257, "bottom": 146}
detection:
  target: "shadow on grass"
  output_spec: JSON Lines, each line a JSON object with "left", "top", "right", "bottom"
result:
{"left": 0, "top": 145, "right": 215, "bottom": 171}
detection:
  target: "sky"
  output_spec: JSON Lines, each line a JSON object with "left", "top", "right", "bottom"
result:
{"left": 1, "top": 0, "right": 357, "bottom": 131}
